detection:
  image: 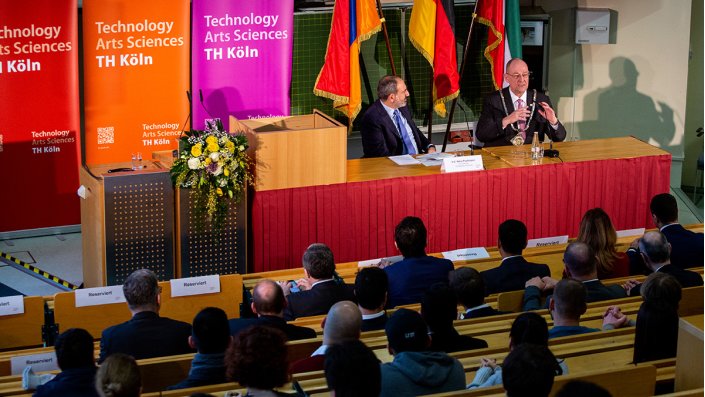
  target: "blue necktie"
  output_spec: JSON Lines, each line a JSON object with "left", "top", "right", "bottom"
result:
{"left": 394, "top": 109, "right": 417, "bottom": 155}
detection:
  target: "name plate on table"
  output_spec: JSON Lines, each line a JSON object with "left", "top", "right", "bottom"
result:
{"left": 442, "top": 247, "right": 490, "bottom": 261}
{"left": 616, "top": 228, "right": 645, "bottom": 238}
{"left": 75, "top": 285, "right": 126, "bottom": 307}
{"left": 170, "top": 275, "right": 220, "bottom": 297}
{"left": 358, "top": 255, "right": 403, "bottom": 267}
{"left": 527, "top": 235, "right": 569, "bottom": 248}
{"left": 11, "top": 352, "right": 58, "bottom": 375}
{"left": 0, "top": 295, "right": 24, "bottom": 316}
{"left": 441, "top": 155, "right": 483, "bottom": 173}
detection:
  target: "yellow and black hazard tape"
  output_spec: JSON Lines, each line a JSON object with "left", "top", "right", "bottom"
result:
{"left": 0, "top": 250, "right": 79, "bottom": 290}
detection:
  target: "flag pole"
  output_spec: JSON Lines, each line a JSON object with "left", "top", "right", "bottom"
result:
{"left": 375, "top": 0, "right": 397, "bottom": 76}
{"left": 427, "top": 72, "right": 434, "bottom": 140}
{"left": 441, "top": 0, "right": 481, "bottom": 152}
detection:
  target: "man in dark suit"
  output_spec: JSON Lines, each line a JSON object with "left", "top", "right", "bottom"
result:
{"left": 381, "top": 216, "right": 454, "bottom": 308}
{"left": 280, "top": 243, "right": 356, "bottom": 320}
{"left": 523, "top": 242, "right": 627, "bottom": 311}
{"left": 354, "top": 267, "right": 389, "bottom": 332}
{"left": 628, "top": 193, "right": 704, "bottom": 273}
{"left": 476, "top": 58, "right": 566, "bottom": 147}
{"left": 229, "top": 280, "right": 316, "bottom": 340}
{"left": 449, "top": 266, "right": 508, "bottom": 319}
{"left": 99, "top": 269, "right": 193, "bottom": 363}
{"left": 481, "top": 219, "right": 551, "bottom": 296}
{"left": 624, "top": 231, "right": 703, "bottom": 296}
{"left": 360, "top": 75, "right": 436, "bottom": 158}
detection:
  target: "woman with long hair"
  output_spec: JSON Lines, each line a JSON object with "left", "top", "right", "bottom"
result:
{"left": 576, "top": 208, "right": 629, "bottom": 279}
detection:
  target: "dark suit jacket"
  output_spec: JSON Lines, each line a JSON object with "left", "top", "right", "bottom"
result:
{"left": 481, "top": 256, "right": 551, "bottom": 296}
{"left": 476, "top": 87, "right": 567, "bottom": 147}
{"left": 360, "top": 100, "right": 433, "bottom": 158}
{"left": 361, "top": 312, "right": 389, "bottom": 332}
{"left": 283, "top": 280, "right": 356, "bottom": 321}
{"left": 33, "top": 367, "right": 99, "bottom": 397}
{"left": 662, "top": 224, "right": 704, "bottom": 268}
{"left": 429, "top": 328, "right": 488, "bottom": 353}
{"left": 461, "top": 306, "right": 510, "bottom": 319}
{"left": 384, "top": 255, "right": 454, "bottom": 308}
{"left": 229, "top": 315, "right": 316, "bottom": 341}
{"left": 289, "top": 353, "right": 326, "bottom": 374}
{"left": 99, "top": 311, "right": 193, "bottom": 363}
{"left": 523, "top": 279, "right": 627, "bottom": 311}
{"left": 629, "top": 264, "right": 704, "bottom": 296}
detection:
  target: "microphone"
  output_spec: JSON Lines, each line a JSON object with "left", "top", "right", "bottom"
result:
{"left": 175, "top": 90, "right": 193, "bottom": 157}
{"left": 199, "top": 89, "right": 219, "bottom": 130}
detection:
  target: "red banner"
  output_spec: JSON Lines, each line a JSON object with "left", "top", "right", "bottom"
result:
{"left": 83, "top": 0, "right": 190, "bottom": 165}
{"left": 0, "top": 0, "right": 81, "bottom": 232}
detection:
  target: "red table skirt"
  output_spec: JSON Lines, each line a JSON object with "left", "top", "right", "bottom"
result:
{"left": 251, "top": 155, "right": 671, "bottom": 272}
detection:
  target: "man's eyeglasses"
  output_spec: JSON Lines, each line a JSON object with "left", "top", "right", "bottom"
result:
{"left": 506, "top": 72, "right": 532, "bottom": 80}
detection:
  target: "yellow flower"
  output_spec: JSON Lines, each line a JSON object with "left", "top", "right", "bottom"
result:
{"left": 207, "top": 142, "right": 220, "bottom": 153}
{"left": 191, "top": 143, "right": 202, "bottom": 157}
{"left": 226, "top": 141, "right": 235, "bottom": 153}
{"left": 224, "top": 168, "right": 230, "bottom": 177}
{"left": 205, "top": 135, "right": 218, "bottom": 145}
{"left": 216, "top": 187, "right": 223, "bottom": 196}
{"left": 205, "top": 157, "right": 212, "bottom": 165}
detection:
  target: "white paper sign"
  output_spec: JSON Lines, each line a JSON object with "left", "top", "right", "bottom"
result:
{"left": 0, "top": 295, "right": 24, "bottom": 316}
{"left": 75, "top": 285, "right": 126, "bottom": 307}
{"left": 358, "top": 255, "right": 403, "bottom": 267}
{"left": 170, "top": 275, "right": 220, "bottom": 297}
{"left": 416, "top": 152, "right": 456, "bottom": 167}
{"left": 442, "top": 247, "right": 491, "bottom": 261}
{"left": 388, "top": 155, "right": 421, "bottom": 166}
{"left": 526, "top": 235, "right": 569, "bottom": 248}
{"left": 616, "top": 228, "right": 645, "bottom": 238}
{"left": 11, "top": 352, "right": 59, "bottom": 375}
{"left": 441, "top": 155, "right": 484, "bottom": 173}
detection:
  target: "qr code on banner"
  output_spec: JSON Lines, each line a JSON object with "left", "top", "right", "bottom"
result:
{"left": 97, "top": 126, "right": 115, "bottom": 144}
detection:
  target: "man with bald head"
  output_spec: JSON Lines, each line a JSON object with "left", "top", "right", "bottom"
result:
{"left": 476, "top": 58, "right": 566, "bottom": 147}
{"left": 289, "top": 300, "right": 362, "bottom": 374}
{"left": 523, "top": 242, "right": 627, "bottom": 311}
{"left": 229, "top": 279, "right": 316, "bottom": 341}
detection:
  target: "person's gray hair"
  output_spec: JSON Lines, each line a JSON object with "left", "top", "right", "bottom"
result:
{"left": 302, "top": 243, "right": 335, "bottom": 279}
{"left": 639, "top": 231, "right": 670, "bottom": 264}
{"left": 323, "top": 301, "right": 362, "bottom": 345}
{"left": 377, "top": 75, "right": 400, "bottom": 101}
{"left": 122, "top": 269, "right": 159, "bottom": 310}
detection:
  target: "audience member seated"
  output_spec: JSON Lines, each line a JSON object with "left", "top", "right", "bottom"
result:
{"left": 230, "top": 280, "right": 316, "bottom": 340}
{"left": 380, "top": 308, "right": 465, "bottom": 397}
{"left": 380, "top": 216, "right": 453, "bottom": 308}
{"left": 325, "top": 339, "right": 382, "bottom": 397}
{"left": 468, "top": 312, "right": 567, "bottom": 389}
{"left": 481, "top": 219, "right": 550, "bottom": 295}
{"left": 289, "top": 301, "right": 361, "bottom": 374}
{"left": 280, "top": 243, "right": 355, "bottom": 320}
{"left": 224, "top": 326, "right": 300, "bottom": 397}
{"left": 628, "top": 193, "right": 704, "bottom": 273}
{"left": 421, "top": 282, "right": 488, "bottom": 353}
{"left": 354, "top": 266, "right": 389, "bottom": 332}
{"left": 24, "top": 328, "right": 99, "bottom": 397}
{"left": 167, "top": 307, "right": 231, "bottom": 390}
{"left": 95, "top": 353, "right": 141, "bottom": 397}
{"left": 555, "top": 380, "right": 612, "bottom": 397}
{"left": 548, "top": 279, "right": 601, "bottom": 338}
{"left": 623, "top": 231, "right": 703, "bottom": 296}
{"left": 449, "top": 267, "right": 509, "bottom": 319}
{"left": 523, "top": 242, "right": 627, "bottom": 311}
{"left": 99, "top": 269, "right": 192, "bottom": 362}
{"left": 576, "top": 208, "right": 629, "bottom": 278}
{"left": 633, "top": 272, "right": 682, "bottom": 364}
{"left": 502, "top": 344, "right": 562, "bottom": 397}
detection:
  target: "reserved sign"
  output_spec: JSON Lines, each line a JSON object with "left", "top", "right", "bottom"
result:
{"left": 441, "top": 155, "right": 484, "bottom": 173}
{"left": 442, "top": 247, "right": 491, "bottom": 261}
{"left": 170, "top": 275, "right": 220, "bottom": 297}
{"left": 616, "top": 228, "right": 645, "bottom": 238}
{"left": 0, "top": 295, "right": 24, "bottom": 316}
{"left": 75, "top": 285, "right": 126, "bottom": 307}
{"left": 526, "top": 235, "right": 569, "bottom": 248}
{"left": 11, "top": 352, "right": 59, "bottom": 375}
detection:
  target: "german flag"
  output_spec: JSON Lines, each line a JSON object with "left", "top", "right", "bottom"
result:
{"left": 314, "top": 0, "right": 382, "bottom": 121}
{"left": 409, "top": 0, "right": 460, "bottom": 117}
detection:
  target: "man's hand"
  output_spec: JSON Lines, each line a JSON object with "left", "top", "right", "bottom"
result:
{"left": 537, "top": 101, "right": 558, "bottom": 125}
{"left": 480, "top": 358, "right": 497, "bottom": 369}
{"left": 602, "top": 306, "right": 629, "bottom": 329}
{"left": 622, "top": 279, "right": 641, "bottom": 295}
{"left": 427, "top": 146, "right": 437, "bottom": 153}
{"left": 277, "top": 280, "right": 292, "bottom": 296}
{"left": 376, "top": 258, "right": 393, "bottom": 269}
{"left": 296, "top": 278, "right": 312, "bottom": 291}
{"left": 525, "top": 276, "right": 545, "bottom": 290}
{"left": 501, "top": 107, "right": 531, "bottom": 129}
{"left": 541, "top": 276, "right": 558, "bottom": 291}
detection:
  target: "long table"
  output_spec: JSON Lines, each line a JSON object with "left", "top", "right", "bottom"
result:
{"left": 250, "top": 137, "right": 671, "bottom": 272}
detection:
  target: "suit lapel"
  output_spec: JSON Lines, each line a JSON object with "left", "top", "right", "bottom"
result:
{"left": 377, "top": 101, "right": 402, "bottom": 139}
{"left": 503, "top": 87, "right": 515, "bottom": 113}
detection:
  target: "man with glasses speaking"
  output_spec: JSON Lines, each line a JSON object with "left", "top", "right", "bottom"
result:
{"left": 476, "top": 58, "right": 566, "bottom": 147}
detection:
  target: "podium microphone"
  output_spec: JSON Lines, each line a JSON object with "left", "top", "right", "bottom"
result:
{"left": 456, "top": 102, "right": 474, "bottom": 155}
{"left": 199, "top": 89, "right": 220, "bottom": 130}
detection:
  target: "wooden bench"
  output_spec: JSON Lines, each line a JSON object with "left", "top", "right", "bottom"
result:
{"left": 0, "top": 296, "right": 45, "bottom": 351}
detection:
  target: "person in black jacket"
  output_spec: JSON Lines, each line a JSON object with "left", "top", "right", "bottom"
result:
{"left": 354, "top": 267, "right": 389, "bottom": 332}
{"left": 450, "top": 267, "right": 509, "bottom": 319}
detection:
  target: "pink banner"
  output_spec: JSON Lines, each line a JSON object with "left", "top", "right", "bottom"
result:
{"left": 192, "top": 0, "right": 293, "bottom": 127}
{"left": 0, "top": 0, "right": 80, "bottom": 232}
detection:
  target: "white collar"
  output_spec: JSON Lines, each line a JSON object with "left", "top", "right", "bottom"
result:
{"left": 466, "top": 303, "right": 490, "bottom": 313}
{"left": 501, "top": 255, "right": 523, "bottom": 263}
{"left": 660, "top": 223, "right": 679, "bottom": 231}
{"left": 311, "top": 278, "right": 334, "bottom": 288}
{"left": 509, "top": 89, "right": 527, "bottom": 107}
{"left": 362, "top": 311, "right": 386, "bottom": 320}
{"left": 311, "top": 344, "right": 328, "bottom": 356}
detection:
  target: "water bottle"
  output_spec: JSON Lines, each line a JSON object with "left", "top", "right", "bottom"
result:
{"left": 531, "top": 132, "right": 541, "bottom": 160}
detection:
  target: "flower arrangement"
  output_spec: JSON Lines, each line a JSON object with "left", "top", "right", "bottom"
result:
{"left": 170, "top": 119, "right": 253, "bottom": 231}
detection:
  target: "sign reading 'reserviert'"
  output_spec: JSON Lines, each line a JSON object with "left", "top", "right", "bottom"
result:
{"left": 170, "top": 275, "right": 220, "bottom": 297}
{"left": 0, "top": 295, "right": 24, "bottom": 316}
{"left": 74, "top": 285, "right": 126, "bottom": 307}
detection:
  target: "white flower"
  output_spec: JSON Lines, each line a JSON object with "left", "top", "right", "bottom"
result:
{"left": 187, "top": 158, "right": 201, "bottom": 170}
{"left": 210, "top": 152, "right": 220, "bottom": 161}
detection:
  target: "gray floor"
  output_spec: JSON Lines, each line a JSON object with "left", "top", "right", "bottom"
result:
{"left": 1, "top": 158, "right": 702, "bottom": 297}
